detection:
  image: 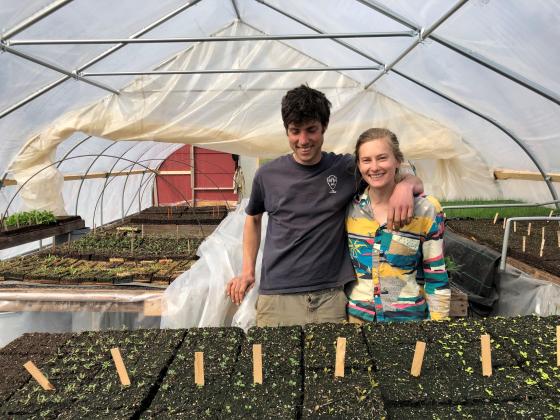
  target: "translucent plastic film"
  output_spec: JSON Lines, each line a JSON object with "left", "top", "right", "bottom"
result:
{"left": 161, "top": 199, "right": 264, "bottom": 330}
{"left": 8, "top": 22, "right": 495, "bottom": 213}
{"left": 0, "top": 286, "right": 163, "bottom": 347}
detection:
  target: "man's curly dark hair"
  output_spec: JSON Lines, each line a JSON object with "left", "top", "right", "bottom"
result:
{"left": 281, "top": 85, "right": 331, "bottom": 131}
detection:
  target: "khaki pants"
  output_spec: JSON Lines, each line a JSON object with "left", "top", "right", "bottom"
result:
{"left": 256, "top": 287, "right": 347, "bottom": 327}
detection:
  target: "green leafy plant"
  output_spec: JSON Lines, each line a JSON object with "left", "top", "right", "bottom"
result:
{"left": 3, "top": 209, "right": 56, "bottom": 229}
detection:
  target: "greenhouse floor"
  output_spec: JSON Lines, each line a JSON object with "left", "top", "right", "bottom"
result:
{"left": 447, "top": 219, "right": 560, "bottom": 279}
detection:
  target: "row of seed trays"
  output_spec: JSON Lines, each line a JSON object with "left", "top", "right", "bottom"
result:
{"left": 0, "top": 254, "right": 193, "bottom": 285}
{"left": 126, "top": 205, "right": 229, "bottom": 225}
{"left": 1, "top": 315, "right": 559, "bottom": 419}
{"left": 49, "top": 229, "right": 203, "bottom": 262}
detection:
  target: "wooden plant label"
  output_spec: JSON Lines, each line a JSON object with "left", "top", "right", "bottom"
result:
{"left": 522, "top": 236, "right": 526, "bottom": 252}
{"left": 481, "top": 334, "right": 492, "bottom": 377}
{"left": 493, "top": 212, "right": 499, "bottom": 224}
{"left": 557, "top": 326, "right": 560, "bottom": 367}
{"left": 141, "top": 224, "right": 144, "bottom": 238}
{"left": 542, "top": 226, "right": 546, "bottom": 240}
{"left": 334, "top": 337, "right": 346, "bottom": 378}
{"left": 502, "top": 218, "right": 506, "bottom": 229}
{"left": 513, "top": 221, "right": 517, "bottom": 232}
{"left": 557, "top": 231, "right": 560, "bottom": 248}
{"left": 540, "top": 238, "right": 545, "bottom": 257}
{"left": 410, "top": 341, "right": 427, "bottom": 377}
{"left": 110, "top": 348, "right": 131, "bottom": 386}
{"left": 23, "top": 361, "right": 55, "bottom": 391}
{"left": 252, "top": 344, "right": 263, "bottom": 384}
{"left": 528, "top": 222, "right": 532, "bottom": 236}
{"left": 195, "top": 352, "right": 205, "bottom": 386}
{"left": 549, "top": 210, "right": 554, "bottom": 218}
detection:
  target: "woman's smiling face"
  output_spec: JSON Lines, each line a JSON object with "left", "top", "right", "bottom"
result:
{"left": 357, "top": 137, "right": 401, "bottom": 192}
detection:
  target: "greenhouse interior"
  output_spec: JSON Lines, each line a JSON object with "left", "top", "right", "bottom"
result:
{"left": 0, "top": 0, "right": 559, "bottom": 418}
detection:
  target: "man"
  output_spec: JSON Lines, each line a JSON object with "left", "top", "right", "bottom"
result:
{"left": 226, "top": 85, "right": 422, "bottom": 326}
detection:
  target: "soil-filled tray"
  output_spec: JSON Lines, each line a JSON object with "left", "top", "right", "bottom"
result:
{"left": 50, "top": 232, "right": 203, "bottom": 261}
{"left": 0, "top": 254, "right": 192, "bottom": 285}
{"left": 447, "top": 219, "right": 560, "bottom": 278}
{"left": 0, "top": 216, "right": 85, "bottom": 250}
{"left": 127, "top": 205, "right": 229, "bottom": 226}
{"left": 1, "top": 316, "right": 559, "bottom": 419}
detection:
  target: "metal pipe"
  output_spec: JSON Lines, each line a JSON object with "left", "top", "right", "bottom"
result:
{"left": 256, "top": 0, "right": 385, "bottom": 67}
{"left": 1, "top": 0, "right": 74, "bottom": 39}
{"left": 74, "top": 142, "right": 119, "bottom": 215}
{"left": 391, "top": 69, "right": 560, "bottom": 206}
{"left": 231, "top": 0, "right": 241, "bottom": 20}
{"left": 0, "top": 0, "right": 203, "bottom": 120}
{"left": 443, "top": 200, "right": 560, "bottom": 210}
{"left": 56, "top": 135, "right": 93, "bottom": 168}
{"left": 9, "top": 31, "right": 416, "bottom": 45}
{"left": 364, "top": 0, "right": 468, "bottom": 88}
{"left": 357, "top": 0, "right": 560, "bottom": 105}
{"left": 83, "top": 65, "right": 382, "bottom": 77}
{"left": 499, "top": 216, "right": 560, "bottom": 271}
{"left": 2, "top": 44, "right": 119, "bottom": 94}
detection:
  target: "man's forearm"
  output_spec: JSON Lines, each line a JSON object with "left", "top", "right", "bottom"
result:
{"left": 400, "top": 173, "right": 424, "bottom": 195}
{"left": 241, "top": 214, "right": 262, "bottom": 277}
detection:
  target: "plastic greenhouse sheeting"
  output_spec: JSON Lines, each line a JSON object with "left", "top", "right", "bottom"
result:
{"left": 0, "top": 287, "right": 162, "bottom": 348}
{"left": 0, "top": 0, "right": 558, "bottom": 222}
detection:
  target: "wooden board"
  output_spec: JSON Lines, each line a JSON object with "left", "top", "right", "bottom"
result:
{"left": 0, "top": 217, "right": 85, "bottom": 250}
{"left": 449, "top": 285, "right": 468, "bottom": 317}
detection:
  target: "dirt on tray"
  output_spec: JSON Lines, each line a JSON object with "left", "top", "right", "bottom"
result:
{"left": 446, "top": 219, "right": 560, "bottom": 278}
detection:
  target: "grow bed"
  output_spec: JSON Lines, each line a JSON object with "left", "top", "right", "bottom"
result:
{"left": 50, "top": 232, "right": 203, "bottom": 261}
{"left": 126, "top": 205, "right": 228, "bottom": 225}
{"left": 1, "top": 316, "right": 559, "bottom": 419}
{"left": 447, "top": 219, "right": 560, "bottom": 278}
{"left": 0, "top": 216, "right": 85, "bottom": 250}
{"left": 0, "top": 254, "right": 193, "bottom": 285}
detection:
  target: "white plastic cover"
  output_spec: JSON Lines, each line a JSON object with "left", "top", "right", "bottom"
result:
{"left": 161, "top": 199, "right": 264, "bottom": 330}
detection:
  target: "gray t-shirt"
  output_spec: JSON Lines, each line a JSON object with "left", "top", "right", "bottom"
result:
{"left": 246, "top": 152, "right": 357, "bottom": 294}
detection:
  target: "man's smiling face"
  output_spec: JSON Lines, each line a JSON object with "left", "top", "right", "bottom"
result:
{"left": 287, "top": 120, "right": 326, "bottom": 165}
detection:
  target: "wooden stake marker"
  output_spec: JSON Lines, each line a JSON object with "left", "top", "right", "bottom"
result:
{"left": 493, "top": 212, "right": 499, "bottom": 224}
{"left": 556, "top": 326, "right": 560, "bottom": 367}
{"left": 23, "top": 361, "right": 55, "bottom": 391}
{"left": 528, "top": 222, "right": 532, "bottom": 236}
{"left": 334, "top": 337, "right": 346, "bottom": 378}
{"left": 110, "top": 348, "right": 131, "bottom": 386}
{"left": 410, "top": 341, "right": 427, "bottom": 377}
{"left": 540, "top": 238, "right": 545, "bottom": 257}
{"left": 481, "top": 334, "right": 492, "bottom": 377}
{"left": 522, "top": 236, "right": 526, "bottom": 252}
{"left": 542, "top": 226, "right": 546, "bottom": 240}
{"left": 253, "top": 344, "right": 263, "bottom": 384}
{"left": 194, "top": 352, "right": 205, "bottom": 386}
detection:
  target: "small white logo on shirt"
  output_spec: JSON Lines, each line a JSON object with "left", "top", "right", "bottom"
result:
{"left": 327, "top": 175, "right": 337, "bottom": 193}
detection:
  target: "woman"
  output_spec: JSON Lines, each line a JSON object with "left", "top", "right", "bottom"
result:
{"left": 346, "top": 128, "right": 450, "bottom": 323}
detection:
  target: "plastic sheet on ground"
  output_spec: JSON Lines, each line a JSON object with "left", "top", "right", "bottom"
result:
{"left": 0, "top": 286, "right": 162, "bottom": 348}
{"left": 161, "top": 199, "right": 266, "bottom": 331}
{"left": 493, "top": 266, "right": 560, "bottom": 316}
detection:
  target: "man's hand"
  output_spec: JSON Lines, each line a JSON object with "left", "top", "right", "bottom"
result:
{"left": 226, "top": 274, "right": 255, "bottom": 305}
{"left": 387, "top": 174, "right": 423, "bottom": 230}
